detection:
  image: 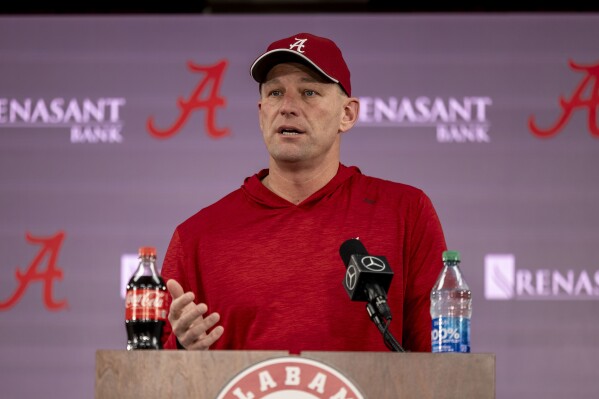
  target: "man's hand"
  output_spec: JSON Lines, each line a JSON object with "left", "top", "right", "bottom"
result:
{"left": 166, "top": 279, "right": 224, "bottom": 350}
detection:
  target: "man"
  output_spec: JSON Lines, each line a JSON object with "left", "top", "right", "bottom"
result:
{"left": 161, "top": 32, "right": 446, "bottom": 353}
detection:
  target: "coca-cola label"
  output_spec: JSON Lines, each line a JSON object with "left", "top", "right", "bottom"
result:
{"left": 125, "top": 288, "right": 168, "bottom": 321}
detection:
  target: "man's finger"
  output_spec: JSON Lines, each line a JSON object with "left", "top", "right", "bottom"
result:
{"left": 175, "top": 303, "right": 208, "bottom": 333}
{"left": 166, "top": 279, "right": 185, "bottom": 299}
{"left": 168, "top": 292, "right": 196, "bottom": 322}
{"left": 187, "top": 310, "right": 219, "bottom": 338}
{"left": 187, "top": 325, "right": 225, "bottom": 350}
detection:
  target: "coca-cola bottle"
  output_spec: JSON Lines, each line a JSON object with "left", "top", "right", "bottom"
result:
{"left": 125, "top": 246, "right": 168, "bottom": 350}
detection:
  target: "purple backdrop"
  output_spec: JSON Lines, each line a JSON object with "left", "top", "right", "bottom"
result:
{"left": 1, "top": 14, "right": 598, "bottom": 398}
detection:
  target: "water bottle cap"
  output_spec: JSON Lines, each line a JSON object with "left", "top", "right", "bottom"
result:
{"left": 138, "top": 246, "right": 157, "bottom": 257}
{"left": 442, "top": 250, "right": 460, "bottom": 262}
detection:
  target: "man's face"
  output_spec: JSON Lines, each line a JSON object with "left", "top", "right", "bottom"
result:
{"left": 258, "top": 62, "right": 355, "bottom": 168}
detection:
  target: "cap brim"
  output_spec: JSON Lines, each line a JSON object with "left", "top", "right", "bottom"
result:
{"left": 250, "top": 49, "right": 339, "bottom": 84}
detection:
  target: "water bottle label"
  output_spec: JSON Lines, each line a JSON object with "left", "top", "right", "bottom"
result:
{"left": 431, "top": 316, "right": 470, "bottom": 353}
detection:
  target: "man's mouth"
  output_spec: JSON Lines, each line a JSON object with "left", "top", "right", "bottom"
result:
{"left": 278, "top": 127, "right": 304, "bottom": 135}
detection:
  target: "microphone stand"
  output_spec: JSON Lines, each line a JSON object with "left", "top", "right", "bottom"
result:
{"left": 366, "top": 302, "right": 405, "bottom": 352}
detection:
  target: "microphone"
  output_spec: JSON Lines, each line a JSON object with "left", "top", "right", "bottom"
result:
{"left": 339, "top": 238, "right": 394, "bottom": 321}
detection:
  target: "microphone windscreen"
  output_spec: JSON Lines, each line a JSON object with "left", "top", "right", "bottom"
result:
{"left": 339, "top": 238, "right": 368, "bottom": 267}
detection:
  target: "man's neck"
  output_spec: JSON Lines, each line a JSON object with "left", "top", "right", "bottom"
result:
{"left": 262, "top": 160, "right": 340, "bottom": 205}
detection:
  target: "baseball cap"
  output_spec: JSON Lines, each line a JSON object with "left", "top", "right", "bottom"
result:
{"left": 250, "top": 32, "right": 352, "bottom": 96}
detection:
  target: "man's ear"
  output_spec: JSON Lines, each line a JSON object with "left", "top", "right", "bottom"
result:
{"left": 258, "top": 100, "right": 264, "bottom": 132}
{"left": 339, "top": 97, "right": 360, "bottom": 133}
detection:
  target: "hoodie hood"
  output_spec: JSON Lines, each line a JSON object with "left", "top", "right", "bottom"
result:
{"left": 242, "top": 163, "right": 361, "bottom": 209}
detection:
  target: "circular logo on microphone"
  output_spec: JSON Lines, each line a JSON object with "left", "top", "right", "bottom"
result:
{"left": 345, "top": 264, "right": 358, "bottom": 290}
{"left": 361, "top": 256, "right": 386, "bottom": 272}
{"left": 215, "top": 356, "right": 365, "bottom": 399}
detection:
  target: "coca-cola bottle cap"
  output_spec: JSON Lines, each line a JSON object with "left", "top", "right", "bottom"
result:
{"left": 138, "top": 246, "right": 157, "bottom": 257}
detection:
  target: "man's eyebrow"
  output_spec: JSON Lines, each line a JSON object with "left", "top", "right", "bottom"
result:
{"left": 263, "top": 76, "right": 328, "bottom": 86}
{"left": 299, "top": 76, "right": 326, "bottom": 83}
{"left": 262, "top": 77, "right": 280, "bottom": 86}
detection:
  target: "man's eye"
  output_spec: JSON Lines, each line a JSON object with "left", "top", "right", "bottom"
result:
{"left": 269, "top": 90, "right": 282, "bottom": 97}
{"left": 304, "top": 90, "right": 316, "bottom": 97}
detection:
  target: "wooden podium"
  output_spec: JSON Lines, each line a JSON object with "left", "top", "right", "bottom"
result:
{"left": 96, "top": 350, "right": 495, "bottom": 398}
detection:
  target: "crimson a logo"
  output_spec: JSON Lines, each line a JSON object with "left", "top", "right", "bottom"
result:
{"left": 147, "top": 59, "right": 229, "bottom": 140}
{"left": 528, "top": 59, "right": 599, "bottom": 139}
{"left": 216, "top": 357, "right": 365, "bottom": 399}
{"left": 0, "top": 231, "right": 68, "bottom": 311}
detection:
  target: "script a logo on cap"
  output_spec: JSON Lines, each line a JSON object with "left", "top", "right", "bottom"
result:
{"left": 289, "top": 38, "right": 307, "bottom": 53}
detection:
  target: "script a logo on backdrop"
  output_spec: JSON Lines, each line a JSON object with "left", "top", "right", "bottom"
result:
{"left": 147, "top": 59, "right": 230, "bottom": 140}
{"left": 528, "top": 59, "right": 599, "bottom": 139}
{"left": 484, "top": 254, "right": 599, "bottom": 300}
{"left": 216, "top": 356, "right": 365, "bottom": 399}
{"left": 0, "top": 231, "right": 68, "bottom": 311}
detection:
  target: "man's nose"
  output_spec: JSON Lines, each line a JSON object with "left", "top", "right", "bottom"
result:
{"left": 279, "top": 92, "right": 300, "bottom": 116}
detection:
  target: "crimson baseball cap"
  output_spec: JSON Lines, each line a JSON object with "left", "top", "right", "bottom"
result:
{"left": 250, "top": 32, "right": 352, "bottom": 96}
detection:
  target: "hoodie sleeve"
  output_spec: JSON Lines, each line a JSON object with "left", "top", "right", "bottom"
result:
{"left": 401, "top": 191, "right": 447, "bottom": 351}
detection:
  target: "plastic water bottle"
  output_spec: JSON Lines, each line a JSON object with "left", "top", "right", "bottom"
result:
{"left": 430, "top": 250, "right": 472, "bottom": 353}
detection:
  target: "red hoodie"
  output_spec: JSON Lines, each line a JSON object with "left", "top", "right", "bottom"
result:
{"left": 161, "top": 163, "right": 446, "bottom": 353}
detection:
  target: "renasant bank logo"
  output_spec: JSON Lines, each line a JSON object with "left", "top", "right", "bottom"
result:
{"left": 485, "top": 254, "right": 599, "bottom": 300}
{"left": 358, "top": 95, "right": 493, "bottom": 143}
{"left": 0, "top": 97, "right": 126, "bottom": 144}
